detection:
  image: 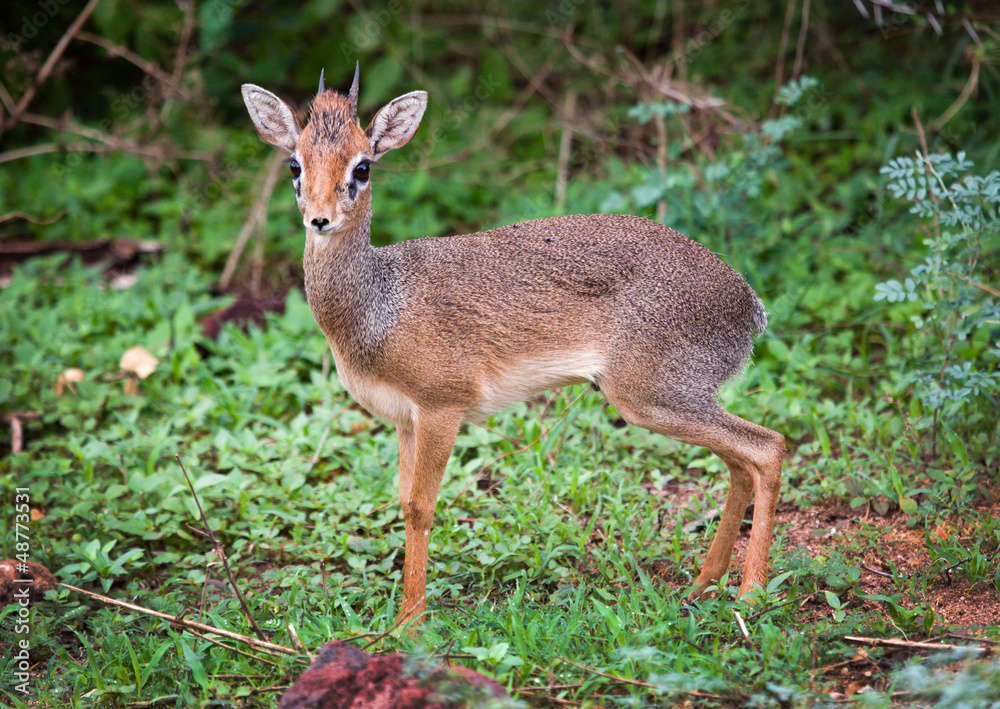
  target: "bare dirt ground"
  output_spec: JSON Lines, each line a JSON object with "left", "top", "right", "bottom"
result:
{"left": 642, "top": 478, "right": 1000, "bottom": 701}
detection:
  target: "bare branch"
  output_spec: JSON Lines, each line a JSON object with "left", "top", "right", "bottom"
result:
{"left": 866, "top": 0, "right": 915, "bottom": 14}
{"left": 160, "top": 0, "right": 196, "bottom": 120}
{"left": 931, "top": 57, "right": 981, "bottom": 131}
{"left": 76, "top": 31, "right": 188, "bottom": 98}
{"left": 218, "top": 152, "right": 286, "bottom": 291}
{"left": 792, "top": 0, "right": 812, "bottom": 83}
{"left": 0, "top": 209, "right": 67, "bottom": 226}
{"left": 9, "top": 0, "right": 105, "bottom": 126}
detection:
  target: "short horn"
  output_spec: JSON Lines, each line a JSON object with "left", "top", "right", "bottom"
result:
{"left": 318, "top": 67, "right": 325, "bottom": 94}
{"left": 348, "top": 61, "right": 360, "bottom": 123}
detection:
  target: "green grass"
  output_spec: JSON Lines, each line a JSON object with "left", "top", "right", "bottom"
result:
{"left": 1, "top": 249, "right": 997, "bottom": 707}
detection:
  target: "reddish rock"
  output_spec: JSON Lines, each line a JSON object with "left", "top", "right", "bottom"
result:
{"left": 280, "top": 640, "right": 510, "bottom": 709}
{"left": 0, "top": 559, "right": 57, "bottom": 605}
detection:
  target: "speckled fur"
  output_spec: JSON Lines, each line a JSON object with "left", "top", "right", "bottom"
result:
{"left": 243, "top": 80, "right": 786, "bottom": 624}
{"left": 306, "top": 211, "right": 767, "bottom": 426}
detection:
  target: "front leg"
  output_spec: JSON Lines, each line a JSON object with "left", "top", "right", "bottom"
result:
{"left": 397, "top": 410, "right": 462, "bottom": 628}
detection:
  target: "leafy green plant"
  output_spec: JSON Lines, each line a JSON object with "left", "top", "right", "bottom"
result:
{"left": 876, "top": 151, "right": 1000, "bottom": 455}
{"left": 60, "top": 540, "right": 146, "bottom": 593}
{"left": 886, "top": 650, "right": 999, "bottom": 709}
{"left": 926, "top": 513, "right": 1000, "bottom": 591}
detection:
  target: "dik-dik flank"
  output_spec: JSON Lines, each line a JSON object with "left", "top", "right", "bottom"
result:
{"left": 242, "top": 66, "right": 785, "bottom": 625}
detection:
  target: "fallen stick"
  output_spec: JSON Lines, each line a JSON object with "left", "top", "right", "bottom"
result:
{"left": 844, "top": 636, "right": 979, "bottom": 652}
{"left": 59, "top": 583, "right": 300, "bottom": 657}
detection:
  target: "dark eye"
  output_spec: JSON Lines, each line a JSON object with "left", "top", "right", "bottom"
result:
{"left": 353, "top": 161, "right": 370, "bottom": 182}
{"left": 289, "top": 158, "right": 301, "bottom": 179}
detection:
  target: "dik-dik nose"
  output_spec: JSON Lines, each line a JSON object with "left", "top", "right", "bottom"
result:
{"left": 311, "top": 217, "right": 330, "bottom": 231}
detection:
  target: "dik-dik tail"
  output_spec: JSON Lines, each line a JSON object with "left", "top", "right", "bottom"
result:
{"left": 752, "top": 295, "right": 768, "bottom": 338}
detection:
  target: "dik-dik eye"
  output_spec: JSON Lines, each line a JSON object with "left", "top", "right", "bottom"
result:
{"left": 353, "top": 160, "right": 370, "bottom": 182}
{"left": 289, "top": 158, "right": 302, "bottom": 179}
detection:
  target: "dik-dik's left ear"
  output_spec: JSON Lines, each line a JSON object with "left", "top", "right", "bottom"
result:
{"left": 366, "top": 91, "right": 428, "bottom": 161}
{"left": 242, "top": 84, "right": 302, "bottom": 153}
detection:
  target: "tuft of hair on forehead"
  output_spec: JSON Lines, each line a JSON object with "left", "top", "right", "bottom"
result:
{"left": 307, "top": 91, "right": 358, "bottom": 145}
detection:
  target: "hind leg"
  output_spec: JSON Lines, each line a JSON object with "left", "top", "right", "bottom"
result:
{"left": 603, "top": 385, "right": 784, "bottom": 598}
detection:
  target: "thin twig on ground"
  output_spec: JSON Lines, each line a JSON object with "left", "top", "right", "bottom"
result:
{"left": 185, "top": 626, "right": 281, "bottom": 665}
{"left": 287, "top": 624, "right": 313, "bottom": 660}
{"left": 734, "top": 610, "right": 751, "bottom": 640}
{"left": 557, "top": 656, "right": 658, "bottom": 689}
{"left": 744, "top": 591, "right": 816, "bottom": 621}
{"left": 861, "top": 562, "right": 897, "bottom": 579}
{"left": 175, "top": 453, "right": 267, "bottom": 641}
{"left": 844, "top": 635, "right": 978, "bottom": 652}
{"left": 558, "top": 656, "right": 729, "bottom": 699}
{"left": 59, "top": 583, "right": 300, "bottom": 657}
{"left": 930, "top": 56, "right": 980, "bottom": 131}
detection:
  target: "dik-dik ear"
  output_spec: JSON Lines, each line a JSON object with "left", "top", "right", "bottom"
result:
{"left": 241, "top": 84, "right": 302, "bottom": 152}
{"left": 366, "top": 91, "right": 428, "bottom": 160}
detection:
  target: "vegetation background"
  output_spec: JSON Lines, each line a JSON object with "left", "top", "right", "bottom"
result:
{"left": 1, "top": 0, "right": 998, "bottom": 706}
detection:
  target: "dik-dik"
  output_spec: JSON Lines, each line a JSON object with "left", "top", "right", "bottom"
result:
{"left": 242, "top": 66, "right": 784, "bottom": 625}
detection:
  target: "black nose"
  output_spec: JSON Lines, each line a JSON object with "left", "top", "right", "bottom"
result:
{"left": 311, "top": 217, "right": 329, "bottom": 229}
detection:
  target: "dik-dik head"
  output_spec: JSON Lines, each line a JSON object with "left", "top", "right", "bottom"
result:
{"left": 241, "top": 65, "right": 427, "bottom": 237}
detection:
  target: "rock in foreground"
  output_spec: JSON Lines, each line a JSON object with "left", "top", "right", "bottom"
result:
{"left": 280, "top": 640, "right": 515, "bottom": 709}
{"left": 0, "top": 559, "right": 57, "bottom": 605}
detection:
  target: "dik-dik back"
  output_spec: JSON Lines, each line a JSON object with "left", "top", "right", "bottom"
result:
{"left": 242, "top": 66, "right": 784, "bottom": 626}
{"left": 359, "top": 214, "right": 767, "bottom": 423}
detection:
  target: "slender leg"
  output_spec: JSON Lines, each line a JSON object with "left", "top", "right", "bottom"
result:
{"left": 683, "top": 414, "right": 784, "bottom": 599}
{"left": 691, "top": 453, "right": 755, "bottom": 595}
{"left": 397, "top": 410, "right": 462, "bottom": 627}
{"left": 737, "top": 417, "right": 783, "bottom": 597}
{"left": 605, "top": 394, "right": 784, "bottom": 599}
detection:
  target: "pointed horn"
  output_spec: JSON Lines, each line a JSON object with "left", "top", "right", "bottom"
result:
{"left": 318, "top": 67, "right": 325, "bottom": 94}
{"left": 348, "top": 61, "right": 360, "bottom": 123}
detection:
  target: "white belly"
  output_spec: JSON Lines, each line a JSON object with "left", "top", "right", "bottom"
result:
{"left": 468, "top": 350, "right": 605, "bottom": 421}
{"left": 334, "top": 357, "right": 415, "bottom": 427}
{"left": 331, "top": 348, "right": 604, "bottom": 428}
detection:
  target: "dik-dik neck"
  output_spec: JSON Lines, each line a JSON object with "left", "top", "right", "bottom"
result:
{"left": 302, "top": 210, "right": 397, "bottom": 366}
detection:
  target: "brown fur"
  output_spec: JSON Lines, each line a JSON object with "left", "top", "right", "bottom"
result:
{"left": 242, "top": 75, "right": 785, "bottom": 627}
